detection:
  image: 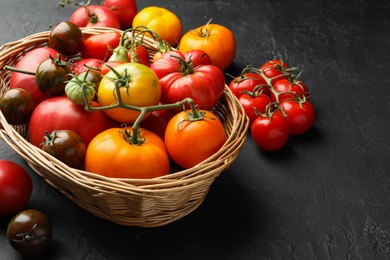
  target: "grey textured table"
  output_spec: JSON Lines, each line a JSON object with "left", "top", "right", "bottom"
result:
{"left": 1, "top": 0, "right": 390, "bottom": 259}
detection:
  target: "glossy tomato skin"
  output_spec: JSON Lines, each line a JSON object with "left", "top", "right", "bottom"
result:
{"left": 280, "top": 99, "right": 315, "bottom": 135}
{"left": 251, "top": 111, "right": 289, "bottom": 151}
{"left": 81, "top": 32, "right": 121, "bottom": 61}
{"left": 239, "top": 92, "right": 271, "bottom": 127}
{"left": 272, "top": 78, "right": 310, "bottom": 102}
{"left": 104, "top": 0, "right": 137, "bottom": 30}
{"left": 70, "top": 5, "right": 120, "bottom": 29}
{"left": 35, "top": 56, "right": 72, "bottom": 97}
{"left": 0, "top": 160, "right": 32, "bottom": 217}
{"left": 133, "top": 6, "right": 182, "bottom": 46}
{"left": 129, "top": 45, "right": 151, "bottom": 67}
{"left": 9, "top": 47, "right": 59, "bottom": 105}
{"left": 260, "top": 59, "right": 290, "bottom": 84}
{"left": 48, "top": 21, "right": 83, "bottom": 56}
{"left": 85, "top": 127, "right": 170, "bottom": 178}
{"left": 29, "top": 96, "right": 116, "bottom": 148}
{"left": 151, "top": 50, "right": 224, "bottom": 110}
{"left": 98, "top": 63, "right": 161, "bottom": 123}
{"left": 164, "top": 110, "right": 227, "bottom": 169}
{"left": 0, "top": 88, "right": 35, "bottom": 125}
{"left": 228, "top": 72, "right": 268, "bottom": 98}
{"left": 179, "top": 23, "right": 236, "bottom": 71}
{"left": 41, "top": 130, "right": 86, "bottom": 169}
{"left": 7, "top": 209, "right": 52, "bottom": 256}
{"left": 71, "top": 58, "right": 103, "bottom": 75}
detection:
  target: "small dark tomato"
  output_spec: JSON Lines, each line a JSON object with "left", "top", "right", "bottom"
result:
{"left": 40, "top": 130, "right": 86, "bottom": 169}
{"left": 78, "top": 69, "right": 102, "bottom": 93}
{"left": 35, "top": 54, "right": 72, "bottom": 97}
{"left": 0, "top": 88, "right": 35, "bottom": 125}
{"left": 7, "top": 209, "right": 52, "bottom": 256}
{"left": 48, "top": 21, "right": 84, "bottom": 56}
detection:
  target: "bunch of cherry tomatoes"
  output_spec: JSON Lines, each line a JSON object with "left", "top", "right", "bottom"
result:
{"left": 229, "top": 58, "right": 316, "bottom": 151}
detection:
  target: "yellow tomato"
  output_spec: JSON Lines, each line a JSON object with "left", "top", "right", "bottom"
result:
{"left": 178, "top": 23, "right": 236, "bottom": 71}
{"left": 132, "top": 6, "right": 183, "bottom": 46}
{"left": 97, "top": 63, "right": 161, "bottom": 123}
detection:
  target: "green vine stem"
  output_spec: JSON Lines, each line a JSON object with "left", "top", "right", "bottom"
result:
{"left": 83, "top": 67, "right": 198, "bottom": 145}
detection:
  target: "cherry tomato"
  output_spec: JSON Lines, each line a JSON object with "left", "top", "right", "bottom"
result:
{"left": 48, "top": 21, "right": 83, "bottom": 56}
{"left": 104, "top": 0, "right": 137, "bottom": 30}
{"left": 179, "top": 23, "right": 236, "bottom": 71}
{"left": 29, "top": 96, "right": 116, "bottom": 147}
{"left": 85, "top": 127, "right": 170, "bottom": 179}
{"left": 70, "top": 5, "right": 120, "bottom": 29}
{"left": 133, "top": 6, "right": 183, "bottom": 46}
{"left": 97, "top": 63, "right": 161, "bottom": 123}
{"left": 280, "top": 99, "right": 315, "bottom": 135}
{"left": 0, "top": 88, "right": 35, "bottom": 125}
{"left": 81, "top": 31, "right": 122, "bottom": 61}
{"left": 239, "top": 91, "right": 271, "bottom": 127}
{"left": 0, "top": 160, "right": 32, "bottom": 217}
{"left": 40, "top": 130, "right": 86, "bottom": 169}
{"left": 9, "top": 47, "right": 59, "bottom": 105}
{"left": 251, "top": 111, "right": 289, "bottom": 151}
{"left": 164, "top": 109, "right": 227, "bottom": 169}
{"left": 272, "top": 78, "right": 310, "bottom": 102}
{"left": 259, "top": 59, "right": 290, "bottom": 84}
{"left": 7, "top": 209, "right": 52, "bottom": 256}
{"left": 150, "top": 50, "right": 224, "bottom": 110}
{"left": 228, "top": 72, "right": 268, "bottom": 98}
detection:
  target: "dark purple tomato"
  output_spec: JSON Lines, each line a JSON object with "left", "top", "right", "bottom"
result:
{"left": 48, "top": 21, "right": 84, "bottom": 56}
{"left": 40, "top": 130, "right": 86, "bottom": 169}
{"left": 7, "top": 209, "right": 52, "bottom": 256}
{"left": 0, "top": 88, "right": 35, "bottom": 125}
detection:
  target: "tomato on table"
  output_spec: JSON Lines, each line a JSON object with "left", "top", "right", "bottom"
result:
{"left": 164, "top": 109, "right": 227, "bottom": 169}
{"left": 280, "top": 99, "right": 315, "bottom": 135}
{"left": 0, "top": 160, "right": 32, "bottom": 217}
{"left": 104, "top": 0, "right": 137, "bottom": 30}
{"left": 85, "top": 127, "right": 170, "bottom": 179}
{"left": 251, "top": 110, "right": 289, "bottom": 151}
{"left": 70, "top": 5, "right": 120, "bottom": 29}
{"left": 239, "top": 90, "right": 271, "bottom": 127}
{"left": 179, "top": 22, "right": 236, "bottom": 71}
{"left": 228, "top": 72, "right": 268, "bottom": 98}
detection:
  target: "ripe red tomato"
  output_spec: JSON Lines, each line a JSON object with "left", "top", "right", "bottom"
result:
{"left": 29, "top": 96, "right": 116, "bottom": 147}
{"left": 104, "top": 0, "right": 137, "bottom": 30}
{"left": 70, "top": 5, "right": 120, "bottom": 29}
{"left": 9, "top": 47, "right": 59, "bottom": 105}
{"left": 0, "top": 160, "right": 32, "bottom": 217}
{"left": 85, "top": 127, "right": 170, "bottom": 179}
{"left": 164, "top": 109, "right": 227, "bottom": 169}
{"left": 260, "top": 59, "right": 290, "bottom": 84}
{"left": 228, "top": 72, "right": 268, "bottom": 98}
{"left": 129, "top": 44, "right": 151, "bottom": 67}
{"left": 280, "top": 99, "right": 315, "bottom": 135}
{"left": 272, "top": 78, "right": 310, "bottom": 102}
{"left": 71, "top": 58, "right": 103, "bottom": 75}
{"left": 81, "top": 31, "right": 122, "bottom": 61}
{"left": 150, "top": 50, "right": 224, "bottom": 110}
{"left": 239, "top": 92, "right": 271, "bottom": 126}
{"left": 251, "top": 111, "right": 289, "bottom": 151}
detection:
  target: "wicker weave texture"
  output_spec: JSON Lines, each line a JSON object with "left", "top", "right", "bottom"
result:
{"left": 0, "top": 27, "right": 249, "bottom": 227}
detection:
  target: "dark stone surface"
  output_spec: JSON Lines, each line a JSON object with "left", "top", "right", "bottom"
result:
{"left": 1, "top": 0, "right": 390, "bottom": 259}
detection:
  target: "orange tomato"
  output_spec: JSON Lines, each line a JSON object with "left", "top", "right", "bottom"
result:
{"left": 132, "top": 6, "right": 182, "bottom": 47}
{"left": 85, "top": 127, "right": 170, "bottom": 178}
{"left": 178, "top": 23, "right": 236, "bottom": 71}
{"left": 97, "top": 63, "right": 161, "bottom": 123}
{"left": 164, "top": 110, "right": 227, "bottom": 169}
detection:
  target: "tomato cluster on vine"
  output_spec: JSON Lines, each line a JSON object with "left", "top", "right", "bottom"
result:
{"left": 229, "top": 57, "right": 316, "bottom": 151}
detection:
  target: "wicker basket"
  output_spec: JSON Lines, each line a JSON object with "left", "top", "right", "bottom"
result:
{"left": 0, "top": 27, "right": 249, "bottom": 227}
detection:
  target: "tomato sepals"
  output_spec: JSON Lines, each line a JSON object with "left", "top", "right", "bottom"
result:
{"left": 12, "top": 223, "right": 48, "bottom": 244}
{"left": 65, "top": 68, "right": 96, "bottom": 105}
